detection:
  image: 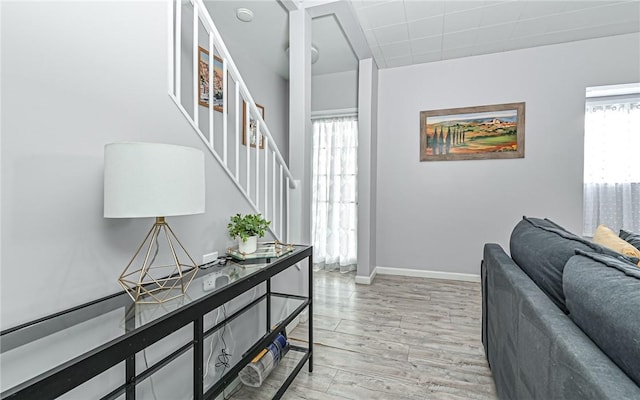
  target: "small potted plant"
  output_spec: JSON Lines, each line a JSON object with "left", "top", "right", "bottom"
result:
{"left": 227, "top": 213, "right": 270, "bottom": 254}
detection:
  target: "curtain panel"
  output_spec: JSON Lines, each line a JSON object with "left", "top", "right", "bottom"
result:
{"left": 311, "top": 116, "right": 358, "bottom": 272}
{"left": 583, "top": 97, "right": 640, "bottom": 236}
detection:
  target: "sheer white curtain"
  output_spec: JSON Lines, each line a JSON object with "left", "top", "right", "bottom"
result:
{"left": 312, "top": 116, "right": 358, "bottom": 272}
{"left": 583, "top": 96, "right": 640, "bottom": 236}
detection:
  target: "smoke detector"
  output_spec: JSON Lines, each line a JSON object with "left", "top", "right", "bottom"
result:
{"left": 236, "top": 8, "right": 254, "bottom": 22}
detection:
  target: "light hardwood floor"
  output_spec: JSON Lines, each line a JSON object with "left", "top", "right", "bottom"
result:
{"left": 231, "top": 270, "right": 497, "bottom": 400}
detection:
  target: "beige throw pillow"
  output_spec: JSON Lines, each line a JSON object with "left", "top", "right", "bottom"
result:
{"left": 593, "top": 224, "right": 640, "bottom": 264}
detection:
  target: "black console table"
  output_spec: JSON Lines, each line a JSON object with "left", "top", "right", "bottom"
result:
{"left": 0, "top": 245, "right": 313, "bottom": 400}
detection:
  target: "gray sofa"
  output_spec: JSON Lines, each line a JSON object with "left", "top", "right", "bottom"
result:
{"left": 481, "top": 217, "right": 640, "bottom": 399}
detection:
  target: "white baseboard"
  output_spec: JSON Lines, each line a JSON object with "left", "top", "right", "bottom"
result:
{"left": 355, "top": 267, "right": 377, "bottom": 285}
{"left": 375, "top": 266, "right": 480, "bottom": 282}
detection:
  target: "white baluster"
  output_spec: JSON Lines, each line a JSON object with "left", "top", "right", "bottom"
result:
{"left": 264, "top": 137, "right": 269, "bottom": 221}
{"left": 174, "top": 0, "right": 181, "bottom": 99}
{"left": 208, "top": 35, "right": 214, "bottom": 149}
{"left": 246, "top": 101, "right": 250, "bottom": 199}
{"left": 192, "top": 2, "right": 199, "bottom": 126}
{"left": 286, "top": 177, "right": 290, "bottom": 243}
{"left": 235, "top": 83, "right": 240, "bottom": 180}
{"left": 168, "top": 0, "right": 174, "bottom": 96}
{"left": 280, "top": 165, "right": 284, "bottom": 240}
{"left": 222, "top": 59, "right": 228, "bottom": 165}
{"left": 272, "top": 152, "right": 276, "bottom": 234}
{"left": 255, "top": 120, "right": 260, "bottom": 209}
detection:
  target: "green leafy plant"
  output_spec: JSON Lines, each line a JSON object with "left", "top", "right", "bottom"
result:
{"left": 227, "top": 213, "right": 270, "bottom": 242}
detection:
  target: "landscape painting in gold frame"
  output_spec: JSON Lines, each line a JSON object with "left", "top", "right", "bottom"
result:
{"left": 420, "top": 102, "right": 525, "bottom": 161}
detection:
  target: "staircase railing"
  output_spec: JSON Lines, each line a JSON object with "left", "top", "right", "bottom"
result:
{"left": 168, "top": 0, "right": 296, "bottom": 242}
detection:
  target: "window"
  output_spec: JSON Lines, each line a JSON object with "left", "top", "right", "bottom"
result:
{"left": 311, "top": 116, "right": 358, "bottom": 272}
{"left": 583, "top": 84, "right": 640, "bottom": 236}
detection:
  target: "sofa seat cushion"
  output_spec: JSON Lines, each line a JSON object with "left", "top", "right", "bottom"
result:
{"left": 563, "top": 251, "right": 640, "bottom": 386}
{"left": 510, "top": 217, "right": 638, "bottom": 314}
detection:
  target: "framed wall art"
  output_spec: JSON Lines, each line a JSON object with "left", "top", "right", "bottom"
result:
{"left": 420, "top": 102, "right": 525, "bottom": 161}
{"left": 242, "top": 102, "right": 265, "bottom": 149}
{"left": 198, "top": 46, "right": 223, "bottom": 112}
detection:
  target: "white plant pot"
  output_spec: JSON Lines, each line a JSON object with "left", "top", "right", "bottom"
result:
{"left": 238, "top": 235, "right": 258, "bottom": 254}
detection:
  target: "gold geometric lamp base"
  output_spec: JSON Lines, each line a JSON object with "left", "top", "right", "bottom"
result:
{"left": 119, "top": 217, "right": 199, "bottom": 304}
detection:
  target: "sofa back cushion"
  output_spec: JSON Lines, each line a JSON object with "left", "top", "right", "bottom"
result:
{"left": 620, "top": 229, "right": 640, "bottom": 249}
{"left": 509, "top": 217, "right": 638, "bottom": 313}
{"left": 563, "top": 251, "right": 640, "bottom": 386}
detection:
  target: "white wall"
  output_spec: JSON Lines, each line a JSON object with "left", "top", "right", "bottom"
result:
{"left": 311, "top": 69, "right": 358, "bottom": 112}
{"left": 376, "top": 33, "right": 640, "bottom": 275}
{"left": 1, "top": 0, "right": 298, "bottom": 395}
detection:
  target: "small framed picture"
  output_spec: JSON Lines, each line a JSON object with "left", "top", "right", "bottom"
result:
{"left": 242, "top": 102, "right": 265, "bottom": 149}
{"left": 198, "top": 46, "right": 223, "bottom": 112}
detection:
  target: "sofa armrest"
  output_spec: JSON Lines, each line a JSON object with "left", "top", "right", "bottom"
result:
{"left": 482, "top": 243, "right": 640, "bottom": 400}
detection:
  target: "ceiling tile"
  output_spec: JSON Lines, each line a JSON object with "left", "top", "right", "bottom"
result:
{"left": 473, "top": 22, "right": 516, "bottom": 43}
{"left": 444, "top": 1, "right": 487, "bottom": 14}
{"left": 558, "top": 1, "right": 621, "bottom": 14}
{"left": 373, "top": 23, "right": 410, "bottom": 45}
{"left": 593, "top": 20, "right": 640, "bottom": 36}
{"left": 554, "top": 20, "right": 640, "bottom": 42}
{"left": 379, "top": 40, "right": 412, "bottom": 58}
{"left": 479, "top": 1, "right": 523, "bottom": 27}
{"left": 363, "top": 29, "right": 379, "bottom": 47}
{"left": 519, "top": 1, "right": 568, "bottom": 20}
{"left": 545, "top": 7, "right": 605, "bottom": 33}
{"left": 370, "top": 45, "right": 385, "bottom": 61}
{"left": 511, "top": 17, "right": 549, "bottom": 38}
{"left": 412, "top": 51, "right": 442, "bottom": 64}
{"left": 482, "top": 1, "right": 505, "bottom": 6}
{"left": 404, "top": 1, "right": 445, "bottom": 21}
{"left": 354, "top": 10, "right": 373, "bottom": 31}
{"left": 385, "top": 54, "right": 413, "bottom": 68}
{"left": 442, "top": 46, "right": 475, "bottom": 59}
{"left": 361, "top": 0, "right": 407, "bottom": 28}
{"left": 442, "top": 29, "right": 479, "bottom": 49}
{"left": 407, "top": 15, "right": 444, "bottom": 39}
{"left": 410, "top": 35, "right": 442, "bottom": 54}
{"left": 593, "top": 2, "right": 640, "bottom": 24}
{"left": 443, "top": 8, "right": 484, "bottom": 33}
{"left": 350, "top": 0, "right": 391, "bottom": 10}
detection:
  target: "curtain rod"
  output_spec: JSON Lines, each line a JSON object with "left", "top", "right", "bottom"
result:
{"left": 311, "top": 108, "right": 358, "bottom": 120}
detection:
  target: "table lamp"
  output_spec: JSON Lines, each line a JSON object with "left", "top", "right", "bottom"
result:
{"left": 104, "top": 142, "right": 205, "bottom": 303}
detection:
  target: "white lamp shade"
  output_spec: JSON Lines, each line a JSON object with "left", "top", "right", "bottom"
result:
{"left": 104, "top": 142, "right": 205, "bottom": 218}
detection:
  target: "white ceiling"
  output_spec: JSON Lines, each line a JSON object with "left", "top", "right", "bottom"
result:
{"left": 205, "top": 0, "right": 358, "bottom": 79}
{"left": 353, "top": 0, "right": 640, "bottom": 68}
{"left": 206, "top": 0, "right": 640, "bottom": 78}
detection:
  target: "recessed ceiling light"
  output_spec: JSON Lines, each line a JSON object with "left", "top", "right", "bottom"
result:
{"left": 236, "top": 8, "right": 253, "bottom": 23}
